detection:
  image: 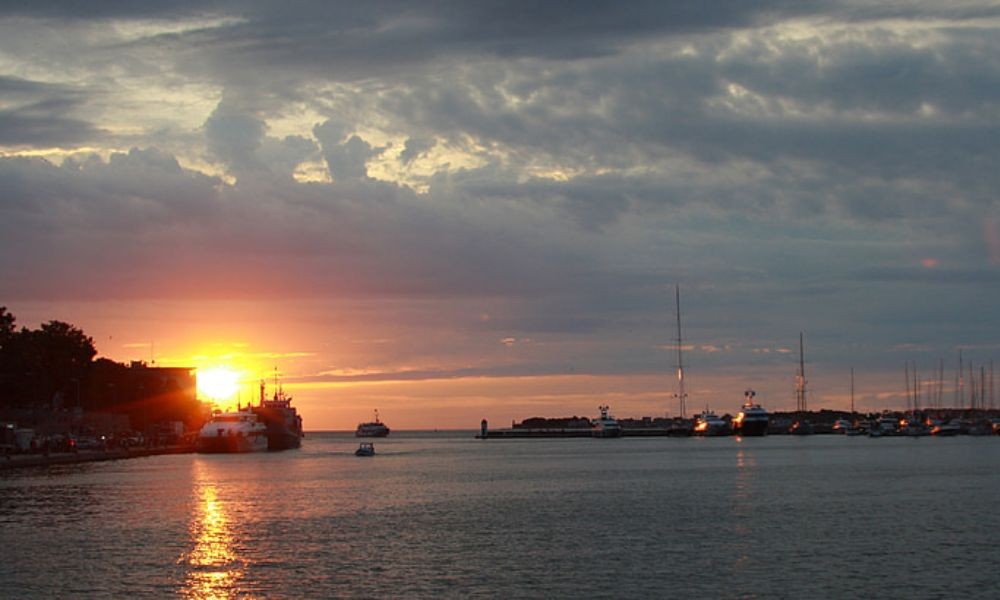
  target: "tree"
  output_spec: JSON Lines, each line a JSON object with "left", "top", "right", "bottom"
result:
{"left": 0, "top": 315, "right": 97, "bottom": 409}
{"left": 0, "top": 306, "right": 14, "bottom": 344}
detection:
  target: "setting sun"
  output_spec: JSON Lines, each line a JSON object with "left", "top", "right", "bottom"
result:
{"left": 197, "top": 367, "right": 241, "bottom": 401}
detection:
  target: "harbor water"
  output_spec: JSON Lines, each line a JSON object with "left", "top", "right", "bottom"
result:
{"left": 1, "top": 433, "right": 999, "bottom": 598}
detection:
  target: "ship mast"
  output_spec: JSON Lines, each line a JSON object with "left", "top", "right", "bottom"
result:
{"left": 673, "top": 284, "right": 687, "bottom": 419}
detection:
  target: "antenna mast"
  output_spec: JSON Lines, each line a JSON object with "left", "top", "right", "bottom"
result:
{"left": 673, "top": 284, "right": 687, "bottom": 418}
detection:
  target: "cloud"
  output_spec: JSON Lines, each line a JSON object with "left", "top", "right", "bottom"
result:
{"left": 3, "top": 1, "right": 1000, "bottom": 403}
{"left": 0, "top": 76, "right": 102, "bottom": 148}
{"left": 313, "top": 120, "right": 388, "bottom": 183}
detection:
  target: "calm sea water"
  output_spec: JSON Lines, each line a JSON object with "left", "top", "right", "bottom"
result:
{"left": 2, "top": 432, "right": 999, "bottom": 598}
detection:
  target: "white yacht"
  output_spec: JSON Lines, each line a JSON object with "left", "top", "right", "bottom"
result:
{"left": 591, "top": 405, "right": 623, "bottom": 438}
{"left": 694, "top": 409, "right": 730, "bottom": 436}
{"left": 733, "top": 389, "right": 769, "bottom": 436}
{"left": 196, "top": 408, "right": 269, "bottom": 453}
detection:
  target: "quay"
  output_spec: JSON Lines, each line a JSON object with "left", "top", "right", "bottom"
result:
{"left": 476, "top": 427, "right": 681, "bottom": 439}
{"left": 0, "top": 445, "right": 193, "bottom": 470}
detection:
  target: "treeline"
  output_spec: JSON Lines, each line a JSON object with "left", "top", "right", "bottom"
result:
{"left": 0, "top": 307, "right": 202, "bottom": 430}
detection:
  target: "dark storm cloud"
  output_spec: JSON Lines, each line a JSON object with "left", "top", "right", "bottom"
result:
{"left": 0, "top": 76, "right": 101, "bottom": 147}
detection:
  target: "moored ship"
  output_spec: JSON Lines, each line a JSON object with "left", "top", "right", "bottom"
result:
{"left": 733, "top": 389, "right": 769, "bottom": 436}
{"left": 694, "top": 409, "right": 731, "bottom": 436}
{"left": 356, "top": 410, "right": 390, "bottom": 437}
{"left": 251, "top": 380, "right": 304, "bottom": 451}
{"left": 591, "top": 405, "right": 623, "bottom": 438}
{"left": 196, "top": 408, "right": 269, "bottom": 453}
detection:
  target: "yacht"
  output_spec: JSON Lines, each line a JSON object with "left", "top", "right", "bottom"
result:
{"left": 591, "top": 405, "right": 623, "bottom": 438}
{"left": 874, "top": 414, "right": 900, "bottom": 436}
{"left": 833, "top": 419, "right": 853, "bottom": 433}
{"left": 694, "top": 409, "right": 730, "bottom": 436}
{"left": 930, "top": 419, "right": 961, "bottom": 436}
{"left": 732, "top": 389, "right": 769, "bottom": 436}
{"left": 355, "top": 410, "right": 391, "bottom": 437}
{"left": 196, "top": 408, "right": 269, "bottom": 453}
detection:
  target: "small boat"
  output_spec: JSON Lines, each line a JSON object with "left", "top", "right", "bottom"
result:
{"left": 694, "top": 409, "right": 730, "bottom": 436}
{"left": 789, "top": 420, "right": 814, "bottom": 435}
{"left": 356, "top": 409, "right": 391, "bottom": 437}
{"left": 931, "top": 419, "right": 961, "bottom": 436}
{"left": 591, "top": 405, "right": 623, "bottom": 438}
{"left": 833, "top": 419, "right": 853, "bottom": 433}
{"left": 874, "top": 414, "right": 899, "bottom": 436}
{"left": 733, "top": 389, "right": 769, "bottom": 436}
{"left": 196, "top": 408, "right": 269, "bottom": 453}
{"left": 355, "top": 442, "right": 375, "bottom": 456}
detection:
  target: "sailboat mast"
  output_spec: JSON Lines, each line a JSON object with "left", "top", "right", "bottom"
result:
{"left": 796, "top": 332, "right": 807, "bottom": 412}
{"left": 850, "top": 366, "right": 855, "bottom": 413}
{"left": 674, "top": 284, "right": 687, "bottom": 419}
{"left": 905, "top": 362, "right": 911, "bottom": 413}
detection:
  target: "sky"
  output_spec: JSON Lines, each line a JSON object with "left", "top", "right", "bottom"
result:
{"left": 2, "top": 1, "right": 1000, "bottom": 429}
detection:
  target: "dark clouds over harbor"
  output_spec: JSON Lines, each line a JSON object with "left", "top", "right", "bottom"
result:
{"left": 2, "top": 1, "right": 999, "bottom": 425}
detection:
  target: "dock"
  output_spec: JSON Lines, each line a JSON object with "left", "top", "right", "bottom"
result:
{"left": 476, "top": 427, "right": 683, "bottom": 439}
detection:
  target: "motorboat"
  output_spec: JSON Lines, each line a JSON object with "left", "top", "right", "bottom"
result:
{"left": 694, "top": 409, "right": 730, "bottom": 436}
{"left": 732, "top": 389, "right": 769, "bottom": 436}
{"left": 355, "top": 442, "right": 375, "bottom": 457}
{"left": 931, "top": 419, "right": 961, "bottom": 436}
{"left": 832, "top": 419, "right": 853, "bottom": 433}
{"left": 789, "top": 420, "right": 814, "bottom": 435}
{"left": 356, "top": 410, "right": 391, "bottom": 437}
{"left": 196, "top": 408, "right": 269, "bottom": 453}
{"left": 591, "top": 405, "right": 623, "bottom": 438}
{"left": 873, "top": 414, "right": 899, "bottom": 436}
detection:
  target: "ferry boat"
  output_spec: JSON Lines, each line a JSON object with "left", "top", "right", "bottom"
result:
{"left": 251, "top": 381, "right": 304, "bottom": 450}
{"left": 694, "top": 409, "right": 730, "bottom": 436}
{"left": 732, "top": 389, "right": 769, "bottom": 436}
{"left": 591, "top": 405, "right": 623, "bottom": 438}
{"left": 356, "top": 410, "right": 391, "bottom": 437}
{"left": 196, "top": 408, "right": 269, "bottom": 453}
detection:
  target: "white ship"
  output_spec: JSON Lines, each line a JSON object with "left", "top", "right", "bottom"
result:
{"left": 196, "top": 408, "right": 269, "bottom": 453}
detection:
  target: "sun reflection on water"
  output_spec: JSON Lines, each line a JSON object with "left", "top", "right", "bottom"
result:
{"left": 181, "top": 474, "right": 245, "bottom": 598}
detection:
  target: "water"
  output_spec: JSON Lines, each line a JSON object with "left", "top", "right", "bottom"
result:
{"left": 2, "top": 433, "right": 999, "bottom": 598}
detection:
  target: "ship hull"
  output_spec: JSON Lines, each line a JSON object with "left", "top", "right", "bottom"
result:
{"left": 252, "top": 405, "right": 304, "bottom": 451}
{"left": 265, "top": 428, "right": 303, "bottom": 450}
{"left": 356, "top": 425, "right": 390, "bottom": 437}
{"left": 196, "top": 434, "right": 268, "bottom": 453}
{"left": 735, "top": 420, "right": 769, "bottom": 436}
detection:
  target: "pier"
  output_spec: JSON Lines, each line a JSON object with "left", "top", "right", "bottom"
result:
{"left": 0, "top": 445, "right": 193, "bottom": 470}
